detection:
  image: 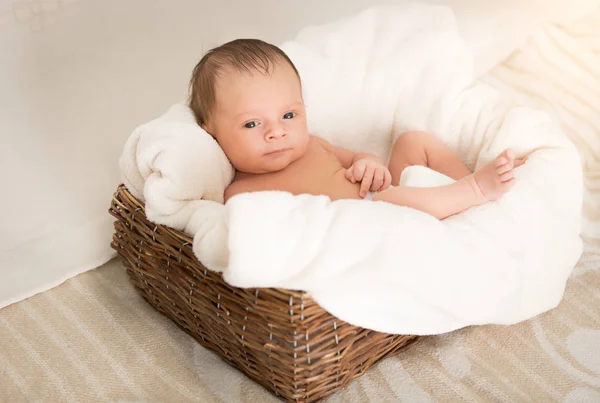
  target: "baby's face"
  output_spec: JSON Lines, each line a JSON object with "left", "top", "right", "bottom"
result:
{"left": 203, "top": 62, "right": 309, "bottom": 174}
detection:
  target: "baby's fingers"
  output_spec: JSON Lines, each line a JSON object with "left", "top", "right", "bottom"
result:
{"left": 345, "top": 167, "right": 355, "bottom": 182}
{"left": 371, "top": 169, "right": 385, "bottom": 191}
{"left": 360, "top": 166, "right": 375, "bottom": 198}
{"left": 352, "top": 161, "right": 367, "bottom": 183}
{"left": 380, "top": 169, "right": 392, "bottom": 191}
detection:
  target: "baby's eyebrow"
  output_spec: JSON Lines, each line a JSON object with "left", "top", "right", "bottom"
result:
{"left": 284, "top": 102, "right": 304, "bottom": 111}
{"left": 235, "top": 110, "right": 261, "bottom": 120}
{"left": 234, "top": 102, "right": 304, "bottom": 120}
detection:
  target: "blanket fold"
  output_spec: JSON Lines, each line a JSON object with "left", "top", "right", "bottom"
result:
{"left": 119, "top": 103, "right": 233, "bottom": 271}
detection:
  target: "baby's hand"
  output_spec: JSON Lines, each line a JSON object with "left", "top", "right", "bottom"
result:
{"left": 345, "top": 158, "right": 392, "bottom": 198}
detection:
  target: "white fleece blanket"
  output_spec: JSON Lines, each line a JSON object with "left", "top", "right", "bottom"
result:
{"left": 120, "top": 4, "right": 584, "bottom": 335}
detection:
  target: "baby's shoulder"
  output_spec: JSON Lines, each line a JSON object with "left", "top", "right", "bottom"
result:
{"left": 310, "top": 135, "right": 334, "bottom": 152}
{"left": 224, "top": 175, "right": 261, "bottom": 202}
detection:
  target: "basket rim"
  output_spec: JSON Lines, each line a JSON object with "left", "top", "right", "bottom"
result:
{"left": 112, "top": 184, "right": 193, "bottom": 245}
{"left": 111, "top": 184, "right": 311, "bottom": 298}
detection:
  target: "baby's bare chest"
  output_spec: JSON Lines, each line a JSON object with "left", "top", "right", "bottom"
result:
{"left": 236, "top": 141, "right": 361, "bottom": 199}
{"left": 264, "top": 143, "right": 343, "bottom": 191}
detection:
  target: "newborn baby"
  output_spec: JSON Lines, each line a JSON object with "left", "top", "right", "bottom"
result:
{"left": 188, "top": 39, "right": 525, "bottom": 219}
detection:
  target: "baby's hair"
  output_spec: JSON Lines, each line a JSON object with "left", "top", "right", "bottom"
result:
{"left": 188, "top": 38, "right": 301, "bottom": 127}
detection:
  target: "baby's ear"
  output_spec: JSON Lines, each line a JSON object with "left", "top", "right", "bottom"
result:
{"left": 201, "top": 123, "right": 212, "bottom": 136}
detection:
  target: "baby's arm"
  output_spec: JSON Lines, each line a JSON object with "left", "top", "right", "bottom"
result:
{"left": 314, "top": 136, "right": 392, "bottom": 195}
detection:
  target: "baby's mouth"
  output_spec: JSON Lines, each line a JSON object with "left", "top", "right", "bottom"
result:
{"left": 265, "top": 148, "right": 291, "bottom": 155}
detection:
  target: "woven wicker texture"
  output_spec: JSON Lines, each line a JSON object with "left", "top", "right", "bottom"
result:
{"left": 109, "top": 185, "right": 418, "bottom": 402}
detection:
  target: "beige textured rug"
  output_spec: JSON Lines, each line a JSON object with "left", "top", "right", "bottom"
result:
{"left": 0, "top": 251, "right": 598, "bottom": 402}
{"left": 2, "top": 9, "right": 600, "bottom": 403}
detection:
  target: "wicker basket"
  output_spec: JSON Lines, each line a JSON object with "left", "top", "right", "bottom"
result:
{"left": 109, "top": 184, "right": 418, "bottom": 402}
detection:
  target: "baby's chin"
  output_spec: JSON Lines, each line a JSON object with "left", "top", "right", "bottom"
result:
{"left": 265, "top": 161, "right": 293, "bottom": 173}
{"left": 253, "top": 158, "right": 293, "bottom": 174}
{"left": 236, "top": 151, "right": 297, "bottom": 174}
{"left": 264, "top": 150, "right": 297, "bottom": 169}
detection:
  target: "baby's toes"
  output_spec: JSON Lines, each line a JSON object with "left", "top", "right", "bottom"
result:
{"left": 495, "top": 149, "right": 515, "bottom": 168}
{"left": 499, "top": 169, "right": 514, "bottom": 182}
{"left": 497, "top": 162, "right": 512, "bottom": 175}
{"left": 501, "top": 177, "right": 517, "bottom": 192}
{"left": 505, "top": 148, "right": 515, "bottom": 161}
{"left": 504, "top": 149, "right": 516, "bottom": 167}
{"left": 514, "top": 158, "right": 527, "bottom": 168}
{"left": 495, "top": 156, "right": 508, "bottom": 168}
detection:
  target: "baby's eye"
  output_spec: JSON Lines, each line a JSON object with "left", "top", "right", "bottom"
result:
{"left": 244, "top": 121, "right": 258, "bottom": 129}
{"left": 283, "top": 112, "right": 296, "bottom": 119}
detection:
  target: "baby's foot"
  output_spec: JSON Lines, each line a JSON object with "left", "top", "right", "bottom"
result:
{"left": 514, "top": 157, "right": 527, "bottom": 168}
{"left": 472, "top": 149, "right": 517, "bottom": 202}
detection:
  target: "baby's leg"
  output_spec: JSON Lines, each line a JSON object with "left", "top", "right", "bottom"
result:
{"left": 374, "top": 149, "right": 517, "bottom": 219}
{"left": 388, "top": 131, "right": 472, "bottom": 185}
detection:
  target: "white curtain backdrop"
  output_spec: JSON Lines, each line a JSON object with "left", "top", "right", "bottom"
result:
{"left": 0, "top": 0, "right": 596, "bottom": 309}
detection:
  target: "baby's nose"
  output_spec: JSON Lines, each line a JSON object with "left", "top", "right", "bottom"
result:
{"left": 266, "top": 124, "right": 286, "bottom": 140}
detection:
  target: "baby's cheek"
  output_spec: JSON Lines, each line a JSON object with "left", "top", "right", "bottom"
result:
{"left": 234, "top": 140, "right": 263, "bottom": 168}
{"left": 247, "top": 142, "right": 265, "bottom": 159}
